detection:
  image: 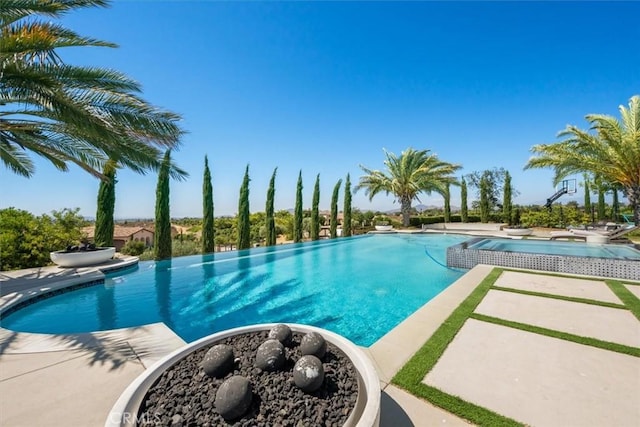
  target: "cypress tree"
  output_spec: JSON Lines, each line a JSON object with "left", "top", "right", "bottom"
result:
{"left": 611, "top": 188, "right": 619, "bottom": 222}
{"left": 597, "top": 184, "right": 606, "bottom": 220}
{"left": 202, "top": 156, "right": 215, "bottom": 254}
{"left": 154, "top": 151, "right": 172, "bottom": 260}
{"left": 293, "top": 171, "right": 303, "bottom": 243}
{"left": 95, "top": 160, "right": 116, "bottom": 247}
{"left": 583, "top": 175, "right": 592, "bottom": 216}
{"left": 311, "top": 174, "right": 320, "bottom": 241}
{"left": 343, "top": 174, "right": 352, "bottom": 237}
{"left": 480, "top": 173, "right": 490, "bottom": 223}
{"left": 443, "top": 182, "right": 451, "bottom": 223}
{"left": 265, "top": 167, "right": 277, "bottom": 246}
{"left": 503, "top": 171, "right": 512, "bottom": 225}
{"left": 237, "top": 165, "right": 251, "bottom": 250}
{"left": 460, "top": 176, "right": 468, "bottom": 223}
{"left": 330, "top": 179, "right": 342, "bottom": 239}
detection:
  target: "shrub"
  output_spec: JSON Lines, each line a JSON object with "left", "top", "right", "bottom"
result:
{"left": 172, "top": 239, "right": 201, "bottom": 258}
{"left": 0, "top": 207, "right": 85, "bottom": 271}
{"left": 409, "top": 214, "right": 483, "bottom": 227}
{"left": 121, "top": 240, "right": 146, "bottom": 256}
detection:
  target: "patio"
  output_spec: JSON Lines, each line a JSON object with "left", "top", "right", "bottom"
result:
{"left": 1, "top": 264, "right": 638, "bottom": 426}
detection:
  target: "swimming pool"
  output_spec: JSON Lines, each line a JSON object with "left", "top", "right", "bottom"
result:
{"left": 467, "top": 238, "right": 640, "bottom": 259}
{"left": 447, "top": 237, "right": 640, "bottom": 280}
{"left": 1, "top": 234, "right": 467, "bottom": 346}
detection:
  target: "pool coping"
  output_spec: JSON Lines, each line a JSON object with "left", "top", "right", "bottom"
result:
{"left": 0, "top": 257, "right": 139, "bottom": 318}
{"left": 362, "top": 264, "right": 494, "bottom": 384}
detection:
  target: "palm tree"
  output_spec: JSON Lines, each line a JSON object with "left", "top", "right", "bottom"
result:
{"left": 1, "top": 0, "right": 185, "bottom": 179}
{"left": 356, "top": 148, "right": 461, "bottom": 227}
{"left": 525, "top": 95, "right": 640, "bottom": 225}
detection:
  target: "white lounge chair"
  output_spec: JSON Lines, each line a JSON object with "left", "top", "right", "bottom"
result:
{"left": 550, "top": 224, "right": 638, "bottom": 242}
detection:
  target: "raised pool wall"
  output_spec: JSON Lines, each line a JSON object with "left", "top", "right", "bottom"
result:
{"left": 447, "top": 239, "right": 640, "bottom": 281}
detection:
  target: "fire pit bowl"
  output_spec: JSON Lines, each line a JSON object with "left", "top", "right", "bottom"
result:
{"left": 50, "top": 246, "right": 115, "bottom": 267}
{"left": 105, "top": 323, "right": 380, "bottom": 427}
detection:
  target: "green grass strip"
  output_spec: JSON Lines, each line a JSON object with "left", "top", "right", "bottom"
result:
{"left": 392, "top": 268, "right": 523, "bottom": 426}
{"left": 606, "top": 280, "right": 640, "bottom": 321}
{"left": 491, "top": 285, "right": 628, "bottom": 310}
{"left": 470, "top": 313, "right": 640, "bottom": 357}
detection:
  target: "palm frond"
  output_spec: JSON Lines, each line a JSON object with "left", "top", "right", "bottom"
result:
{"left": 525, "top": 95, "right": 640, "bottom": 191}
{"left": 1, "top": 0, "right": 186, "bottom": 178}
{"left": 0, "top": 0, "right": 110, "bottom": 27}
{"left": 357, "top": 147, "right": 461, "bottom": 204}
{"left": 0, "top": 136, "right": 35, "bottom": 176}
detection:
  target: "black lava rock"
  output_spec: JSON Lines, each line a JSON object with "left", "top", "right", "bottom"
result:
{"left": 214, "top": 375, "right": 252, "bottom": 420}
{"left": 268, "top": 323, "right": 293, "bottom": 346}
{"left": 201, "top": 344, "right": 234, "bottom": 378}
{"left": 300, "top": 331, "right": 327, "bottom": 359}
{"left": 137, "top": 331, "right": 358, "bottom": 426}
{"left": 293, "top": 355, "right": 325, "bottom": 393}
{"left": 254, "top": 339, "right": 285, "bottom": 371}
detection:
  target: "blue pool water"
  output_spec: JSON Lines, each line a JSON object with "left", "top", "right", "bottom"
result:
{"left": 467, "top": 238, "right": 640, "bottom": 260}
{"left": 1, "top": 234, "right": 467, "bottom": 346}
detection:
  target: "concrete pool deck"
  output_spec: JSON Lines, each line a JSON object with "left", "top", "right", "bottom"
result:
{"left": 1, "top": 263, "right": 639, "bottom": 426}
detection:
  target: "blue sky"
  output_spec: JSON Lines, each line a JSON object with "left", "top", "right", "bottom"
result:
{"left": 1, "top": 1, "right": 638, "bottom": 218}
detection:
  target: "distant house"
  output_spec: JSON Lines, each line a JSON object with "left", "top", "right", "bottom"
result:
{"left": 83, "top": 225, "right": 154, "bottom": 251}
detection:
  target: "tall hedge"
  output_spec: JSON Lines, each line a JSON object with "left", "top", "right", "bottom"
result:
{"left": 311, "top": 174, "right": 320, "bottom": 241}
{"left": 202, "top": 156, "right": 215, "bottom": 254}
{"left": 343, "top": 174, "right": 352, "bottom": 237}
{"left": 265, "top": 167, "right": 277, "bottom": 246}
{"left": 330, "top": 179, "right": 342, "bottom": 239}
{"left": 293, "top": 171, "right": 303, "bottom": 243}
{"left": 155, "top": 151, "right": 172, "bottom": 260}
{"left": 237, "top": 165, "right": 251, "bottom": 250}
{"left": 95, "top": 160, "right": 116, "bottom": 247}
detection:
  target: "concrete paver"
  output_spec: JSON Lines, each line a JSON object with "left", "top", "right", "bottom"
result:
{"left": 0, "top": 324, "right": 186, "bottom": 427}
{"left": 367, "top": 265, "right": 493, "bottom": 383}
{"left": 0, "top": 350, "right": 145, "bottom": 427}
{"left": 424, "top": 319, "right": 640, "bottom": 427}
{"left": 493, "top": 270, "right": 622, "bottom": 303}
{"left": 475, "top": 289, "right": 640, "bottom": 347}
{"left": 625, "top": 283, "right": 640, "bottom": 299}
{"left": 380, "top": 384, "right": 471, "bottom": 426}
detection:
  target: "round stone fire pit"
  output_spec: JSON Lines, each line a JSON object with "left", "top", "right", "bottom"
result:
{"left": 106, "top": 324, "right": 380, "bottom": 427}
